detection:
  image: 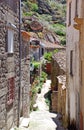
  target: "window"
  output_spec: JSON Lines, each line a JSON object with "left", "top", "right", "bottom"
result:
{"left": 7, "top": 77, "right": 15, "bottom": 106}
{"left": 42, "top": 48, "right": 44, "bottom": 55}
{"left": 8, "top": 29, "right": 14, "bottom": 53}
{"left": 70, "top": 50, "right": 73, "bottom": 76}
{"left": 69, "top": 2, "right": 71, "bottom": 25}
{"left": 75, "top": 0, "right": 78, "bottom": 17}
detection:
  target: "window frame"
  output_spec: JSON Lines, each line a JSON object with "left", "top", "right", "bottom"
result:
{"left": 7, "top": 29, "right": 14, "bottom": 54}
{"left": 75, "top": 0, "right": 78, "bottom": 17}
{"left": 68, "top": 2, "right": 72, "bottom": 26}
{"left": 70, "top": 50, "right": 73, "bottom": 76}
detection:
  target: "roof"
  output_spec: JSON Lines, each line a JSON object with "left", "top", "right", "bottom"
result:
{"left": 40, "top": 40, "right": 65, "bottom": 49}
{"left": 52, "top": 50, "right": 66, "bottom": 72}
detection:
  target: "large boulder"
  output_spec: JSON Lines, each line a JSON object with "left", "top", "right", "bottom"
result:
{"left": 37, "top": 0, "right": 55, "bottom": 14}
{"left": 30, "top": 21, "right": 43, "bottom": 31}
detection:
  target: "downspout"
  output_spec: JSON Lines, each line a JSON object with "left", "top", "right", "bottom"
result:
{"left": 17, "top": 0, "right": 22, "bottom": 127}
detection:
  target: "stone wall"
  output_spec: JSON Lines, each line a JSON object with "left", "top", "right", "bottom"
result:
{"left": 51, "top": 50, "right": 66, "bottom": 125}
{"left": 51, "top": 91, "right": 58, "bottom": 112}
{"left": 57, "top": 75, "right": 66, "bottom": 126}
{"left": 0, "top": 3, "right": 31, "bottom": 129}
{"left": 51, "top": 50, "right": 66, "bottom": 91}
{"left": 0, "top": 15, "right": 8, "bottom": 129}
{"left": 51, "top": 58, "right": 59, "bottom": 91}
{"left": 21, "top": 39, "right": 30, "bottom": 118}
{"left": 0, "top": 2, "right": 26, "bottom": 130}
{"left": 51, "top": 75, "right": 66, "bottom": 121}
{"left": 57, "top": 76, "right": 66, "bottom": 114}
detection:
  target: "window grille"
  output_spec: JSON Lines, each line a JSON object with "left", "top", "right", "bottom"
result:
{"left": 7, "top": 77, "right": 15, "bottom": 106}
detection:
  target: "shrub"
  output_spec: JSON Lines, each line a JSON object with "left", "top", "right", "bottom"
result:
{"left": 44, "top": 52, "right": 53, "bottom": 62}
{"left": 44, "top": 50, "right": 59, "bottom": 62}
{"left": 23, "top": 11, "right": 34, "bottom": 16}
{"left": 30, "top": 71, "right": 47, "bottom": 111}
{"left": 32, "top": 61, "right": 40, "bottom": 69}
{"left": 41, "top": 71, "right": 47, "bottom": 80}
{"left": 53, "top": 23, "right": 66, "bottom": 36}
{"left": 60, "top": 36, "right": 66, "bottom": 45}
{"left": 24, "top": 1, "right": 38, "bottom": 12}
{"left": 31, "top": 3, "right": 38, "bottom": 11}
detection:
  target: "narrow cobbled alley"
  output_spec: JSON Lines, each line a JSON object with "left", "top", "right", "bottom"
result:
{"left": 18, "top": 80, "right": 67, "bottom": 130}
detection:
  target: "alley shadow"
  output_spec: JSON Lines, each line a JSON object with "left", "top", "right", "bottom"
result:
{"left": 52, "top": 113, "right": 66, "bottom": 130}
{"left": 44, "top": 90, "right": 52, "bottom": 111}
{"left": 44, "top": 91, "right": 67, "bottom": 130}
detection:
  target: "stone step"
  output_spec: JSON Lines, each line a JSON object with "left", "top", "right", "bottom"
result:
{"left": 20, "top": 117, "right": 30, "bottom": 128}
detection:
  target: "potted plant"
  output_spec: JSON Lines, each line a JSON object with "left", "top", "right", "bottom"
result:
{"left": 44, "top": 52, "right": 53, "bottom": 74}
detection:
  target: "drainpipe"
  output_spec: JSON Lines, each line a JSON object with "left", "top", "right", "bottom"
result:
{"left": 17, "top": 0, "right": 22, "bottom": 127}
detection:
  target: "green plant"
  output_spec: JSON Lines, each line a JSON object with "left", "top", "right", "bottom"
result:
{"left": 24, "top": 1, "right": 38, "bottom": 12}
{"left": 41, "top": 71, "right": 47, "bottom": 80}
{"left": 53, "top": 23, "right": 66, "bottom": 36}
{"left": 53, "top": 49, "right": 59, "bottom": 53}
{"left": 32, "top": 61, "right": 40, "bottom": 69}
{"left": 31, "top": 3, "right": 38, "bottom": 11}
{"left": 59, "top": 36, "right": 66, "bottom": 45}
{"left": 44, "top": 52, "right": 53, "bottom": 62}
{"left": 44, "top": 50, "right": 59, "bottom": 63}
{"left": 30, "top": 73, "right": 46, "bottom": 111}
{"left": 23, "top": 11, "right": 34, "bottom": 16}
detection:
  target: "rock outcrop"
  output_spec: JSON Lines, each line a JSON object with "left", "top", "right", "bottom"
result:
{"left": 37, "top": 0, "right": 55, "bottom": 14}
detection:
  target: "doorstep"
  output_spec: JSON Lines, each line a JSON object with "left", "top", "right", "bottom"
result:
{"left": 10, "top": 117, "right": 30, "bottom": 130}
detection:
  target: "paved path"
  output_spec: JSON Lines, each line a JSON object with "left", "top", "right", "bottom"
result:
{"left": 35, "top": 80, "right": 51, "bottom": 111}
{"left": 16, "top": 80, "right": 67, "bottom": 130}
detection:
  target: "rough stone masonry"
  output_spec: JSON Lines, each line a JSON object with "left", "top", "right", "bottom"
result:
{"left": 0, "top": 1, "right": 30, "bottom": 130}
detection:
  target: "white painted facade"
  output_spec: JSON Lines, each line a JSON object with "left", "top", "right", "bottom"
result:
{"left": 66, "top": 0, "right": 82, "bottom": 128}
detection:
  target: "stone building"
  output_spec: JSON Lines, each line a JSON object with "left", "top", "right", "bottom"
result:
{"left": 51, "top": 50, "right": 66, "bottom": 91}
{"left": 0, "top": 1, "right": 30, "bottom": 130}
{"left": 51, "top": 50, "right": 66, "bottom": 125}
{"left": 66, "top": 0, "right": 84, "bottom": 129}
